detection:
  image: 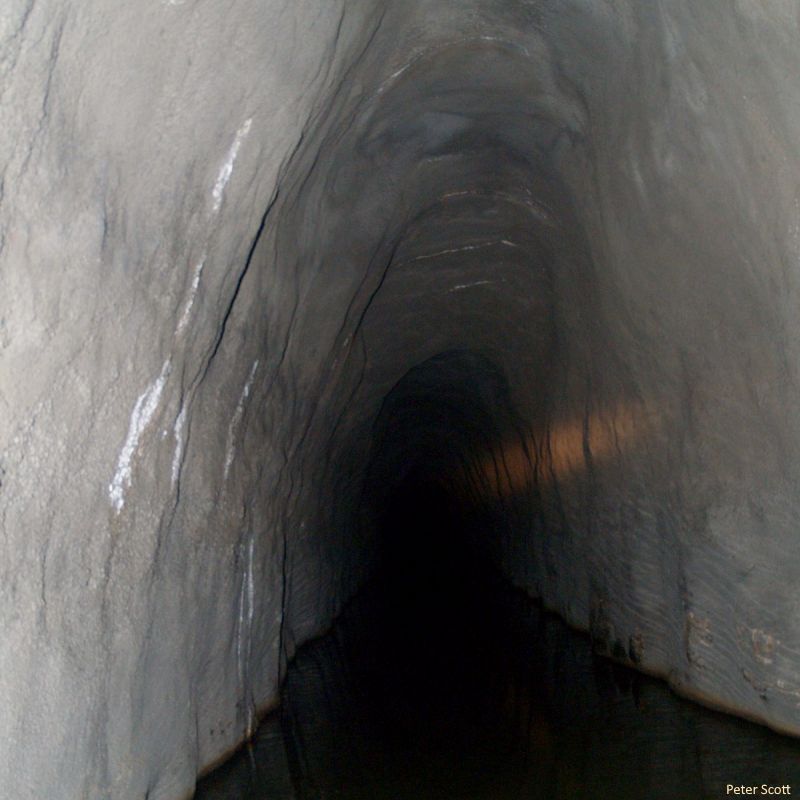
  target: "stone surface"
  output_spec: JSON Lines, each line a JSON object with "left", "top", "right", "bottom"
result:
{"left": 4, "top": 0, "right": 800, "bottom": 797}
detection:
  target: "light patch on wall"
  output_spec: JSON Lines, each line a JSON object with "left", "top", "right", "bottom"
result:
{"left": 473, "top": 400, "right": 654, "bottom": 500}
{"left": 108, "top": 359, "right": 171, "bottom": 513}
{"left": 738, "top": 624, "right": 779, "bottom": 666}
{"left": 223, "top": 359, "right": 259, "bottom": 481}
{"left": 774, "top": 679, "right": 800, "bottom": 706}
{"left": 212, "top": 118, "right": 253, "bottom": 213}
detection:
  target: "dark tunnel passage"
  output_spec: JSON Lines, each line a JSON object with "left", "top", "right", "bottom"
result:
{"left": 358, "top": 350, "right": 528, "bottom": 698}
{"left": 9, "top": 3, "right": 800, "bottom": 798}
{"left": 194, "top": 354, "right": 800, "bottom": 799}
{"left": 195, "top": 457, "right": 800, "bottom": 800}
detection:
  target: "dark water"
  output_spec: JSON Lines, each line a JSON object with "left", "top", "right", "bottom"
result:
{"left": 195, "top": 576, "right": 800, "bottom": 800}
{"left": 196, "top": 484, "right": 800, "bottom": 799}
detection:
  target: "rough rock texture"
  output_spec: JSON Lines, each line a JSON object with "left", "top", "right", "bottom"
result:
{"left": 3, "top": 0, "right": 800, "bottom": 797}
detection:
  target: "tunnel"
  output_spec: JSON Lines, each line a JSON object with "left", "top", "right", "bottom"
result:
{"left": 4, "top": 1, "right": 800, "bottom": 797}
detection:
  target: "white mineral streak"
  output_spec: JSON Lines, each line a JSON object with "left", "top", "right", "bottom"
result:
{"left": 237, "top": 534, "right": 257, "bottom": 736}
{"left": 108, "top": 359, "right": 171, "bottom": 513}
{"left": 374, "top": 57, "right": 418, "bottom": 95}
{"left": 212, "top": 118, "right": 253, "bottom": 213}
{"left": 170, "top": 405, "right": 187, "bottom": 489}
{"left": 223, "top": 360, "right": 259, "bottom": 481}
{"left": 447, "top": 279, "right": 494, "bottom": 292}
{"left": 406, "top": 239, "right": 517, "bottom": 264}
{"left": 176, "top": 256, "right": 206, "bottom": 334}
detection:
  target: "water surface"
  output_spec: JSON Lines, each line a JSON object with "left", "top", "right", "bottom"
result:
{"left": 196, "top": 571, "right": 800, "bottom": 799}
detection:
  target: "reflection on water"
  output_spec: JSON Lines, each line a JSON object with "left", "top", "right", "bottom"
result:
{"left": 196, "top": 574, "right": 800, "bottom": 799}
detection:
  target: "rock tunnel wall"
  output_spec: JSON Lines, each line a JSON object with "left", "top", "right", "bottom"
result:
{"left": 3, "top": 1, "right": 800, "bottom": 797}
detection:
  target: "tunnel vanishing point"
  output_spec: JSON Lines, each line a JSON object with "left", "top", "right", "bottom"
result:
{"left": 3, "top": 1, "right": 800, "bottom": 797}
